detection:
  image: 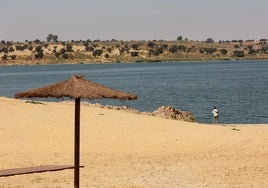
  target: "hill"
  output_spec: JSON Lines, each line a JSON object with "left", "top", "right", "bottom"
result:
{"left": 0, "top": 39, "right": 268, "bottom": 65}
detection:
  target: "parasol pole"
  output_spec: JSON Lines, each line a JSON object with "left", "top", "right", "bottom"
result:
{"left": 74, "top": 97, "right": 80, "bottom": 188}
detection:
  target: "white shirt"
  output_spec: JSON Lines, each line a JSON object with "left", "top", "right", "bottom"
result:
{"left": 212, "top": 109, "right": 218, "bottom": 117}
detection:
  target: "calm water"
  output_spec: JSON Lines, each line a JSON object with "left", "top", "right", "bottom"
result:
{"left": 0, "top": 60, "right": 267, "bottom": 124}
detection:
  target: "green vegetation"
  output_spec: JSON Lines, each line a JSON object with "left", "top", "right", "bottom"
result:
{"left": 0, "top": 34, "right": 268, "bottom": 65}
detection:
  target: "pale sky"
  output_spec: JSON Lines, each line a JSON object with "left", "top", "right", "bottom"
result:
{"left": 0, "top": 0, "right": 267, "bottom": 42}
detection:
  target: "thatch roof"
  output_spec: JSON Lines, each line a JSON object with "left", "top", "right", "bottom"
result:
{"left": 15, "top": 75, "right": 137, "bottom": 100}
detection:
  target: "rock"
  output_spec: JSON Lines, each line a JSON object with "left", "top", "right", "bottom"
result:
{"left": 152, "top": 106, "right": 195, "bottom": 122}
{"left": 84, "top": 102, "right": 195, "bottom": 122}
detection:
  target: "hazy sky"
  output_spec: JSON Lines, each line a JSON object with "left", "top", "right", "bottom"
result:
{"left": 0, "top": 0, "right": 267, "bottom": 41}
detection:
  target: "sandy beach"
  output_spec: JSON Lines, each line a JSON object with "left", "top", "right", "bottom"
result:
{"left": 0, "top": 97, "right": 267, "bottom": 188}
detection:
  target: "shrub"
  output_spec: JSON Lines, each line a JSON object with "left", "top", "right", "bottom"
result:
{"left": 205, "top": 48, "right": 217, "bottom": 54}
{"left": 130, "top": 51, "right": 139, "bottom": 57}
{"left": 177, "top": 45, "right": 186, "bottom": 52}
{"left": 92, "top": 49, "right": 103, "bottom": 57}
{"left": 169, "top": 45, "right": 178, "bottom": 53}
{"left": 62, "top": 53, "right": 69, "bottom": 59}
{"left": 131, "top": 44, "right": 139, "bottom": 50}
{"left": 220, "top": 49, "right": 228, "bottom": 55}
{"left": 2, "top": 54, "right": 8, "bottom": 60}
{"left": 16, "top": 45, "right": 26, "bottom": 51}
{"left": 233, "top": 50, "right": 245, "bottom": 57}
{"left": 10, "top": 55, "right": 16, "bottom": 60}
{"left": 260, "top": 46, "right": 268, "bottom": 54}
{"left": 9, "top": 47, "right": 15, "bottom": 52}
{"left": 85, "top": 46, "right": 94, "bottom": 52}
{"left": 66, "top": 44, "right": 73, "bottom": 52}
{"left": 106, "top": 47, "right": 112, "bottom": 53}
{"left": 147, "top": 41, "right": 155, "bottom": 48}
{"left": 105, "top": 53, "right": 110, "bottom": 58}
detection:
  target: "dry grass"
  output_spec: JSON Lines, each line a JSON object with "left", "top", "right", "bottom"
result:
{"left": 0, "top": 40, "right": 268, "bottom": 65}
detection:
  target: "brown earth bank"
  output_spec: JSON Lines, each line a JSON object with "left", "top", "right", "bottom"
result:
{"left": 1, "top": 39, "right": 268, "bottom": 65}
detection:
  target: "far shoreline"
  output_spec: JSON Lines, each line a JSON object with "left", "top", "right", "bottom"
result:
{"left": 1, "top": 58, "right": 267, "bottom": 67}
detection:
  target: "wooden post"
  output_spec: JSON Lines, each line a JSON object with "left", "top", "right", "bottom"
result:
{"left": 74, "top": 98, "right": 80, "bottom": 188}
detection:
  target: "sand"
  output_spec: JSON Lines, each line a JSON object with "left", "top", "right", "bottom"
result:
{"left": 0, "top": 97, "right": 267, "bottom": 188}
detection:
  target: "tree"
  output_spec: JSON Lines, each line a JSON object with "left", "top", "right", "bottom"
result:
{"left": 177, "top": 36, "right": 183, "bottom": 41}
{"left": 34, "top": 39, "right": 41, "bottom": 44}
{"left": 46, "top": 34, "right": 53, "bottom": 42}
{"left": 205, "top": 38, "right": 214, "bottom": 43}
{"left": 47, "top": 34, "right": 58, "bottom": 42}
{"left": 52, "top": 35, "right": 58, "bottom": 42}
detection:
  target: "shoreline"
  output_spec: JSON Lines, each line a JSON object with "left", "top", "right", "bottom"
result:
{"left": 1, "top": 58, "right": 268, "bottom": 67}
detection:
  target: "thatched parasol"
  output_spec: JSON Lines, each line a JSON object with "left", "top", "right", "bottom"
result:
{"left": 15, "top": 75, "right": 137, "bottom": 188}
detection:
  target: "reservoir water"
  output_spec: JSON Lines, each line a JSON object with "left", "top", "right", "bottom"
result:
{"left": 0, "top": 60, "right": 267, "bottom": 124}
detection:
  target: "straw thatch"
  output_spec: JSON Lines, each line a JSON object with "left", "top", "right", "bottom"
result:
{"left": 15, "top": 75, "right": 137, "bottom": 100}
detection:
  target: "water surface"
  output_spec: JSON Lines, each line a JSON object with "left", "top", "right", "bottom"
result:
{"left": 0, "top": 60, "right": 267, "bottom": 124}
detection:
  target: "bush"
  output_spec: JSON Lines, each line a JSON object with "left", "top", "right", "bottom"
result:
{"left": 147, "top": 41, "right": 155, "bottom": 48}
{"left": 28, "top": 46, "right": 33, "bottom": 51}
{"left": 130, "top": 44, "right": 139, "bottom": 50}
{"left": 260, "top": 46, "right": 268, "bottom": 54}
{"left": 105, "top": 53, "right": 110, "bottom": 58}
{"left": 62, "top": 53, "right": 69, "bottom": 59}
{"left": 177, "top": 45, "right": 186, "bottom": 52}
{"left": 130, "top": 51, "right": 139, "bottom": 57}
{"left": 34, "top": 51, "right": 44, "bottom": 59}
{"left": 92, "top": 49, "right": 103, "bottom": 57}
{"left": 2, "top": 54, "right": 8, "bottom": 60}
{"left": 9, "top": 47, "right": 15, "bottom": 52}
{"left": 233, "top": 50, "right": 245, "bottom": 57}
{"left": 66, "top": 44, "right": 73, "bottom": 52}
{"left": 85, "top": 46, "right": 94, "bottom": 52}
{"left": 106, "top": 47, "right": 112, "bottom": 53}
{"left": 34, "top": 46, "right": 44, "bottom": 59}
{"left": 220, "top": 49, "right": 228, "bottom": 55}
{"left": 16, "top": 45, "right": 26, "bottom": 51}
{"left": 10, "top": 55, "right": 16, "bottom": 60}
{"left": 205, "top": 48, "right": 217, "bottom": 54}
{"left": 169, "top": 45, "right": 177, "bottom": 54}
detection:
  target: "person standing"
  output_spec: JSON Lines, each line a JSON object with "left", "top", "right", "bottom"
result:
{"left": 212, "top": 107, "right": 219, "bottom": 124}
